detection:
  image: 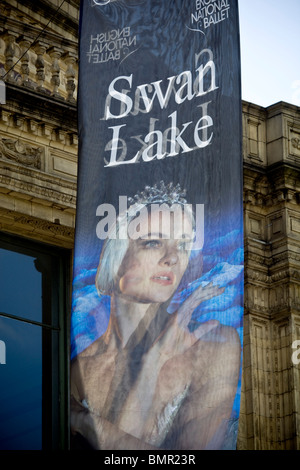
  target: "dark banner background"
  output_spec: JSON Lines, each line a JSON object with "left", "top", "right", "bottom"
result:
{"left": 71, "top": 0, "right": 243, "bottom": 450}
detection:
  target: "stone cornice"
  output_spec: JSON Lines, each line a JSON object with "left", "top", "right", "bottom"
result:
{"left": 242, "top": 100, "right": 300, "bottom": 120}
{"left": 243, "top": 161, "right": 300, "bottom": 207}
{"left": 0, "top": 12, "right": 78, "bottom": 48}
{"left": 1, "top": 0, "right": 79, "bottom": 38}
{"left": 266, "top": 100, "right": 300, "bottom": 119}
{"left": 0, "top": 158, "right": 77, "bottom": 208}
{"left": 0, "top": 207, "right": 75, "bottom": 249}
{"left": 3, "top": 82, "right": 77, "bottom": 131}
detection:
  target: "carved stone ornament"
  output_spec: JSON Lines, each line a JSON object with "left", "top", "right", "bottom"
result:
{"left": 291, "top": 137, "right": 300, "bottom": 150}
{"left": 13, "top": 215, "right": 74, "bottom": 238}
{"left": 0, "top": 138, "right": 42, "bottom": 168}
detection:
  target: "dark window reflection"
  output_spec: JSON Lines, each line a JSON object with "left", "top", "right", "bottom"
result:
{"left": 0, "top": 317, "right": 42, "bottom": 450}
{"left": 0, "top": 249, "right": 42, "bottom": 323}
{"left": 0, "top": 236, "right": 69, "bottom": 450}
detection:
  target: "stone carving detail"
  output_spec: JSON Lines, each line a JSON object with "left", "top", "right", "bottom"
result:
{"left": 0, "top": 138, "right": 42, "bottom": 168}
{"left": 291, "top": 137, "right": 300, "bottom": 150}
{"left": 13, "top": 215, "right": 75, "bottom": 238}
{"left": 0, "top": 165, "right": 77, "bottom": 207}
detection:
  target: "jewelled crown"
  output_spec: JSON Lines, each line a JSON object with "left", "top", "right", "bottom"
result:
{"left": 127, "top": 181, "right": 187, "bottom": 207}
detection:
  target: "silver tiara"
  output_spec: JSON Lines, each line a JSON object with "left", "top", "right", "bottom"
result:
{"left": 127, "top": 181, "right": 187, "bottom": 207}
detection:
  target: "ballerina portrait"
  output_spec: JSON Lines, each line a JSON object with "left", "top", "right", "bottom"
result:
{"left": 70, "top": 181, "right": 243, "bottom": 450}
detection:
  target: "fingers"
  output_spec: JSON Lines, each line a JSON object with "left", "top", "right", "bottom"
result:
{"left": 178, "top": 283, "right": 225, "bottom": 328}
{"left": 189, "top": 283, "right": 225, "bottom": 307}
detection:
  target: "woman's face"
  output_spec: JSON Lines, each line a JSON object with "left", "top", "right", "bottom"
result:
{"left": 116, "top": 206, "right": 194, "bottom": 304}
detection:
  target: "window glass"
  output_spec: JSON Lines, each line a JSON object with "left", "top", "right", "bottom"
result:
{"left": 0, "top": 249, "right": 42, "bottom": 323}
{"left": 0, "top": 316, "right": 42, "bottom": 450}
{"left": 0, "top": 235, "right": 69, "bottom": 450}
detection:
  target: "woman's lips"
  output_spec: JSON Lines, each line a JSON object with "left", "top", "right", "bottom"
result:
{"left": 150, "top": 271, "right": 175, "bottom": 285}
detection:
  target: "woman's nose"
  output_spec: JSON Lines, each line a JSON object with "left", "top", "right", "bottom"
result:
{"left": 159, "top": 247, "right": 179, "bottom": 266}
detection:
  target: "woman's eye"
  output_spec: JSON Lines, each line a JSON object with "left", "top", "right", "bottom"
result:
{"left": 178, "top": 243, "right": 186, "bottom": 251}
{"left": 142, "top": 240, "right": 161, "bottom": 249}
{"left": 178, "top": 241, "right": 191, "bottom": 252}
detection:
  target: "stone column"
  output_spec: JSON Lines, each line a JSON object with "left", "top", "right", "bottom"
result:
{"left": 238, "top": 102, "right": 300, "bottom": 450}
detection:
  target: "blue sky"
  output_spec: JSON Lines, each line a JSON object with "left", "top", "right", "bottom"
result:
{"left": 238, "top": 0, "right": 300, "bottom": 107}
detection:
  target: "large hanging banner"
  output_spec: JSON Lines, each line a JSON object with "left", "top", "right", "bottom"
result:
{"left": 71, "top": 0, "right": 243, "bottom": 451}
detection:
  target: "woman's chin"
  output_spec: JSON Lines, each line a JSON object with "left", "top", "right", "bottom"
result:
{"left": 117, "top": 288, "right": 174, "bottom": 305}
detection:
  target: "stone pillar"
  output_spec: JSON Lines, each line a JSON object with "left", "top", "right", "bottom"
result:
{"left": 48, "top": 46, "right": 63, "bottom": 98}
{"left": 17, "top": 36, "right": 33, "bottom": 88}
{"left": 62, "top": 51, "right": 77, "bottom": 103}
{"left": 2, "top": 31, "right": 19, "bottom": 83}
{"left": 33, "top": 41, "right": 48, "bottom": 93}
{"left": 238, "top": 102, "right": 300, "bottom": 450}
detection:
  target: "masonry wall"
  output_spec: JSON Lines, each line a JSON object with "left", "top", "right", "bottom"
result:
{"left": 238, "top": 101, "right": 300, "bottom": 450}
{"left": 0, "top": 0, "right": 78, "bottom": 249}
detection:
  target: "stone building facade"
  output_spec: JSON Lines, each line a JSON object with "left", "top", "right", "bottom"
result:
{"left": 0, "top": 0, "right": 299, "bottom": 450}
{"left": 239, "top": 101, "right": 300, "bottom": 450}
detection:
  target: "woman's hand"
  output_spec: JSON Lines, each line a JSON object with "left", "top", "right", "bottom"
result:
{"left": 176, "top": 282, "right": 224, "bottom": 338}
{"left": 145, "top": 283, "right": 224, "bottom": 361}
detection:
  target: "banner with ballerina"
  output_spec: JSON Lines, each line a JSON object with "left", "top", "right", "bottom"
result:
{"left": 71, "top": 0, "right": 243, "bottom": 450}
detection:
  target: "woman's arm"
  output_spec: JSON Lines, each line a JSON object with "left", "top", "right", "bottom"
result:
{"left": 71, "top": 396, "right": 159, "bottom": 450}
{"left": 70, "top": 356, "right": 160, "bottom": 450}
{"left": 167, "top": 325, "right": 241, "bottom": 450}
{"left": 70, "top": 283, "right": 240, "bottom": 450}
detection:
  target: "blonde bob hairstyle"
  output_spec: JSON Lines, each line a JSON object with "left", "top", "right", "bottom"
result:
{"left": 95, "top": 201, "right": 195, "bottom": 296}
